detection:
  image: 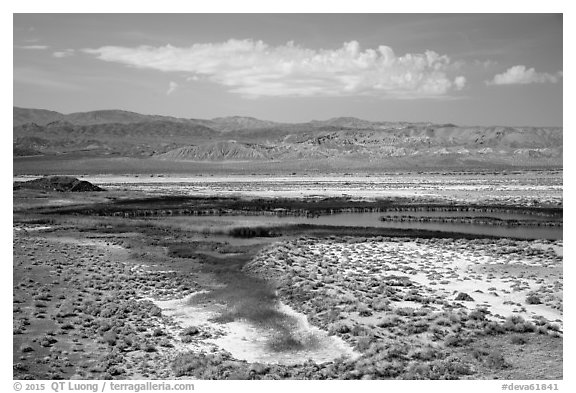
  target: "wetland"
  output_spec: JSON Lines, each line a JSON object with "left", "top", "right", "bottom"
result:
{"left": 13, "top": 170, "right": 563, "bottom": 380}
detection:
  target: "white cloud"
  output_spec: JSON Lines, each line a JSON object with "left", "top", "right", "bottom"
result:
{"left": 473, "top": 59, "right": 498, "bottom": 69}
{"left": 454, "top": 76, "right": 466, "bottom": 90}
{"left": 166, "top": 81, "right": 178, "bottom": 95}
{"left": 486, "top": 65, "right": 562, "bottom": 85}
{"left": 83, "top": 39, "right": 466, "bottom": 99}
{"left": 53, "top": 49, "right": 75, "bottom": 58}
{"left": 15, "top": 45, "right": 49, "bottom": 50}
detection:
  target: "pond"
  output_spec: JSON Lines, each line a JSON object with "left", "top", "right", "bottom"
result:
{"left": 226, "top": 211, "right": 562, "bottom": 240}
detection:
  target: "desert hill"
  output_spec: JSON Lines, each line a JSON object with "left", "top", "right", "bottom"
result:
{"left": 13, "top": 107, "right": 562, "bottom": 168}
{"left": 13, "top": 176, "right": 104, "bottom": 192}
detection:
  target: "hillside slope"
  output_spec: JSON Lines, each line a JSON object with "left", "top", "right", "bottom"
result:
{"left": 13, "top": 107, "right": 562, "bottom": 168}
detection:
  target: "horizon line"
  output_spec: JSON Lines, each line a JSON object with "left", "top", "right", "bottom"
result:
{"left": 13, "top": 105, "right": 563, "bottom": 129}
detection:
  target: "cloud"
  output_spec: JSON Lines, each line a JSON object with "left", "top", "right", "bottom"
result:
{"left": 454, "top": 76, "right": 466, "bottom": 90}
{"left": 473, "top": 59, "right": 498, "bottom": 69}
{"left": 15, "top": 45, "right": 49, "bottom": 50}
{"left": 166, "top": 81, "right": 178, "bottom": 95}
{"left": 82, "top": 39, "right": 466, "bottom": 99}
{"left": 53, "top": 49, "right": 75, "bottom": 58}
{"left": 486, "top": 65, "right": 563, "bottom": 85}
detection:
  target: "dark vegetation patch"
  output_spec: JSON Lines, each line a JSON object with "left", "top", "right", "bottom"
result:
{"left": 20, "top": 195, "right": 560, "bottom": 223}
{"left": 186, "top": 248, "right": 311, "bottom": 352}
{"left": 14, "top": 176, "right": 104, "bottom": 192}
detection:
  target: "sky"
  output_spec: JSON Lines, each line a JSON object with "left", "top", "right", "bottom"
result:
{"left": 13, "top": 13, "right": 563, "bottom": 126}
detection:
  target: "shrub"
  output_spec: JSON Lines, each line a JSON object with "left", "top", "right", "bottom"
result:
{"left": 434, "top": 316, "right": 451, "bottom": 326}
{"left": 395, "top": 307, "right": 415, "bottom": 317}
{"left": 351, "top": 324, "right": 370, "bottom": 337}
{"left": 503, "top": 316, "right": 536, "bottom": 333}
{"left": 455, "top": 292, "right": 475, "bottom": 302}
{"left": 468, "top": 309, "right": 487, "bottom": 321}
{"left": 181, "top": 326, "right": 200, "bottom": 336}
{"left": 405, "top": 320, "right": 429, "bottom": 335}
{"left": 330, "top": 321, "right": 351, "bottom": 334}
{"left": 377, "top": 315, "right": 401, "bottom": 328}
{"left": 511, "top": 335, "right": 529, "bottom": 345}
{"left": 526, "top": 294, "right": 542, "bottom": 305}
{"left": 408, "top": 346, "right": 441, "bottom": 361}
{"left": 371, "top": 360, "right": 404, "bottom": 378}
{"left": 484, "top": 351, "right": 510, "bottom": 370}
{"left": 103, "top": 331, "right": 117, "bottom": 346}
{"left": 444, "top": 333, "right": 472, "bottom": 347}
{"left": 267, "top": 332, "right": 305, "bottom": 352}
{"left": 355, "top": 336, "right": 374, "bottom": 352}
{"left": 428, "top": 357, "right": 474, "bottom": 379}
{"left": 483, "top": 321, "right": 506, "bottom": 335}
{"left": 160, "top": 339, "right": 174, "bottom": 348}
{"left": 371, "top": 299, "right": 390, "bottom": 311}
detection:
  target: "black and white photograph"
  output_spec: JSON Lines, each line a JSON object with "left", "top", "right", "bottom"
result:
{"left": 8, "top": 5, "right": 567, "bottom": 388}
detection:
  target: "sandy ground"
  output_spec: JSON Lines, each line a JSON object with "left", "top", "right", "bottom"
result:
{"left": 155, "top": 295, "right": 359, "bottom": 365}
{"left": 246, "top": 236, "right": 563, "bottom": 336}
{"left": 14, "top": 172, "right": 563, "bottom": 205}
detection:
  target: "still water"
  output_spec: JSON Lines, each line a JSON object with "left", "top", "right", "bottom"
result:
{"left": 230, "top": 211, "right": 562, "bottom": 240}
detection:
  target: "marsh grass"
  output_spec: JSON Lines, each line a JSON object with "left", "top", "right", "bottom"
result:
{"left": 190, "top": 252, "right": 311, "bottom": 352}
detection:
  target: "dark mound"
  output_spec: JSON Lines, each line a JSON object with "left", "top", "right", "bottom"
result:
{"left": 14, "top": 176, "right": 104, "bottom": 192}
{"left": 455, "top": 292, "right": 475, "bottom": 302}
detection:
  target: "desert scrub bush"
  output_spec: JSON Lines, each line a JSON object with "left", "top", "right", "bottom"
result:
{"left": 503, "top": 315, "right": 537, "bottom": 333}
{"left": 468, "top": 308, "right": 488, "bottom": 321}
{"left": 370, "top": 360, "right": 405, "bottom": 378}
{"left": 429, "top": 356, "right": 474, "bottom": 379}
{"left": 484, "top": 351, "right": 510, "bottom": 370}
{"left": 404, "top": 356, "right": 473, "bottom": 380}
{"left": 20, "top": 343, "right": 34, "bottom": 353}
{"left": 329, "top": 320, "right": 351, "bottom": 334}
{"left": 357, "top": 304, "right": 373, "bottom": 317}
{"left": 267, "top": 330, "right": 306, "bottom": 352}
{"left": 408, "top": 346, "right": 443, "bottom": 361}
{"left": 433, "top": 316, "right": 452, "bottom": 326}
{"left": 355, "top": 335, "right": 377, "bottom": 352}
{"left": 483, "top": 321, "right": 506, "bottom": 335}
{"left": 376, "top": 315, "right": 401, "bottom": 328}
{"left": 229, "top": 226, "right": 276, "bottom": 238}
{"left": 405, "top": 320, "right": 429, "bottom": 335}
{"left": 59, "top": 321, "right": 75, "bottom": 330}
{"left": 371, "top": 298, "right": 391, "bottom": 311}
{"left": 179, "top": 326, "right": 200, "bottom": 343}
{"left": 471, "top": 348, "right": 509, "bottom": 370}
{"left": 159, "top": 339, "right": 174, "bottom": 348}
{"left": 526, "top": 294, "right": 542, "bottom": 305}
{"left": 350, "top": 324, "right": 371, "bottom": 337}
{"left": 39, "top": 335, "right": 57, "bottom": 347}
{"left": 395, "top": 307, "right": 416, "bottom": 317}
{"left": 443, "top": 333, "right": 472, "bottom": 347}
{"left": 510, "top": 335, "right": 529, "bottom": 345}
{"left": 102, "top": 331, "right": 117, "bottom": 346}
{"left": 455, "top": 292, "right": 475, "bottom": 302}
{"left": 172, "top": 351, "right": 231, "bottom": 378}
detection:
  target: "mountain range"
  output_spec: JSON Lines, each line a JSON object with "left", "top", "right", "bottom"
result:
{"left": 13, "top": 107, "right": 563, "bottom": 168}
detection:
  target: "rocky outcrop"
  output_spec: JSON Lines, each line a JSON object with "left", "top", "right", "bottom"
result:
{"left": 14, "top": 176, "right": 104, "bottom": 192}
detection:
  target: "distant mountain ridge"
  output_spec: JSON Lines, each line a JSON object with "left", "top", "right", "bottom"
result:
{"left": 13, "top": 107, "right": 562, "bottom": 168}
